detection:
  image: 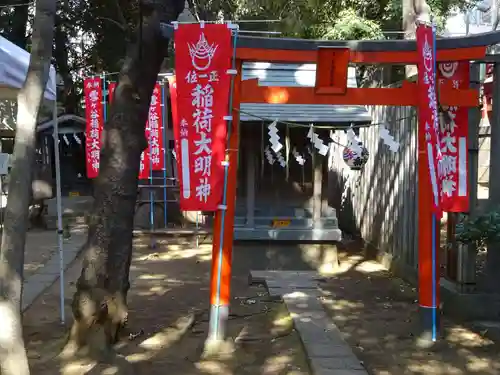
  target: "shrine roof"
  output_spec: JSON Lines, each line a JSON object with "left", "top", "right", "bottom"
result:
{"left": 235, "top": 30, "right": 500, "bottom": 52}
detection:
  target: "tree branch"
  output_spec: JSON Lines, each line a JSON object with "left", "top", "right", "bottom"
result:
{"left": 96, "top": 16, "right": 127, "bottom": 31}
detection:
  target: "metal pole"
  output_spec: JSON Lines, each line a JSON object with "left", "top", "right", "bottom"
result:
{"left": 162, "top": 82, "right": 168, "bottom": 229}
{"left": 206, "top": 25, "right": 239, "bottom": 351}
{"left": 469, "top": 64, "right": 480, "bottom": 217}
{"left": 490, "top": 63, "right": 500, "bottom": 205}
{"left": 196, "top": 211, "right": 199, "bottom": 248}
{"left": 53, "top": 94, "right": 65, "bottom": 324}
{"left": 149, "top": 89, "right": 155, "bottom": 248}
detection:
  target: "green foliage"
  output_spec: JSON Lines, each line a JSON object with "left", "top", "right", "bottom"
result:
{"left": 455, "top": 209, "right": 500, "bottom": 249}
{"left": 322, "top": 9, "right": 384, "bottom": 40}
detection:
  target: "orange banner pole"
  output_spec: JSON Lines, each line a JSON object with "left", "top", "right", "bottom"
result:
{"left": 418, "top": 105, "right": 441, "bottom": 343}
{"left": 206, "top": 59, "right": 242, "bottom": 347}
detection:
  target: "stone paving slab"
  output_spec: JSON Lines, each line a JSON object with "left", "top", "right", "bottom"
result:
{"left": 250, "top": 270, "right": 322, "bottom": 284}
{"left": 21, "top": 232, "right": 85, "bottom": 312}
{"left": 249, "top": 270, "right": 369, "bottom": 375}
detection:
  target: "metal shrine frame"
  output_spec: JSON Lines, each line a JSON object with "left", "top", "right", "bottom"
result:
{"left": 194, "top": 29, "right": 500, "bottom": 342}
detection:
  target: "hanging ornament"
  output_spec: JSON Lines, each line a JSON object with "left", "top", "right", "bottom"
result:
{"left": 73, "top": 133, "right": 82, "bottom": 145}
{"left": 307, "top": 125, "right": 329, "bottom": 156}
{"left": 343, "top": 143, "right": 369, "bottom": 170}
{"left": 268, "top": 121, "right": 283, "bottom": 153}
{"left": 379, "top": 125, "right": 400, "bottom": 152}
{"left": 63, "top": 134, "right": 70, "bottom": 146}
{"left": 343, "top": 128, "right": 369, "bottom": 170}
{"left": 264, "top": 146, "right": 275, "bottom": 165}
{"left": 292, "top": 148, "right": 305, "bottom": 165}
{"left": 346, "top": 127, "right": 363, "bottom": 156}
{"left": 172, "top": 149, "right": 177, "bottom": 160}
{"left": 275, "top": 151, "right": 286, "bottom": 167}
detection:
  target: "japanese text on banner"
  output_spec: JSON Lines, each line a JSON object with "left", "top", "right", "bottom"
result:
{"left": 173, "top": 24, "right": 232, "bottom": 211}
{"left": 148, "top": 84, "right": 164, "bottom": 170}
{"left": 84, "top": 77, "right": 103, "bottom": 179}
{"left": 437, "top": 62, "right": 469, "bottom": 212}
{"left": 416, "top": 23, "right": 443, "bottom": 214}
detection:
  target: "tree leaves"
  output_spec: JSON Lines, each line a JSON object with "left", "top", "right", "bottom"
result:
{"left": 456, "top": 209, "right": 500, "bottom": 249}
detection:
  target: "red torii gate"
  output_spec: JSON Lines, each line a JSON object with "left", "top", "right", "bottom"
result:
{"left": 205, "top": 31, "right": 499, "bottom": 345}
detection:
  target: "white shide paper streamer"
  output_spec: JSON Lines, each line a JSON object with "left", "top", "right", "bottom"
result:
{"left": 268, "top": 121, "right": 283, "bottom": 153}
{"left": 264, "top": 146, "right": 275, "bottom": 165}
{"left": 307, "top": 126, "right": 329, "bottom": 156}
{"left": 379, "top": 125, "right": 400, "bottom": 152}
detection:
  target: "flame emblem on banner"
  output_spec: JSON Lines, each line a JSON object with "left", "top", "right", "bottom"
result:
{"left": 438, "top": 62, "right": 458, "bottom": 79}
{"left": 422, "top": 36, "right": 433, "bottom": 72}
{"left": 188, "top": 33, "right": 218, "bottom": 71}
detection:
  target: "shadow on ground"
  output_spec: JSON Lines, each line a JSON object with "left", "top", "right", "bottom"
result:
{"left": 319, "top": 240, "right": 500, "bottom": 375}
{"left": 23, "top": 237, "right": 324, "bottom": 375}
{"left": 22, "top": 237, "right": 500, "bottom": 375}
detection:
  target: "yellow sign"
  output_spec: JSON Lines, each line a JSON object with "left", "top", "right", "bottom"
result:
{"left": 272, "top": 219, "right": 291, "bottom": 228}
{"left": 69, "top": 191, "right": 80, "bottom": 197}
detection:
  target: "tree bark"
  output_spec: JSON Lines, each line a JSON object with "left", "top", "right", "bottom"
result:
{"left": 64, "top": 0, "right": 185, "bottom": 358}
{"left": 0, "top": 0, "right": 57, "bottom": 374}
{"left": 402, "top": 0, "right": 430, "bottom": 78}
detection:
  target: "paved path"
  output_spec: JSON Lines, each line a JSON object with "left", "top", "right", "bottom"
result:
{"left": 250, "top": 270, "right": 369, "bottom": 375}
{"left": 22, "top": 230, "right": 86, "bottom": 311}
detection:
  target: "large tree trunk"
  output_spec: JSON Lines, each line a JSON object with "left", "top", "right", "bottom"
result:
{"left": 402, "top": 0, "right": 430, "bottom": 78}
{"left": 64, "top": 0, "right": 185, "bottom": 358}
{"left": 0, "top": 0, "right": 57, "bottom": 374}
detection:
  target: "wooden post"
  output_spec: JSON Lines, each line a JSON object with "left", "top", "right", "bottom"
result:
{"left": 206, "top": 60, "right": 242, "bottom": 349}
{"left": 312, "top": 147, "right": 322, "bottom": 229}
{"left": 246, "top": 135, "right": 255, "bottom": 228}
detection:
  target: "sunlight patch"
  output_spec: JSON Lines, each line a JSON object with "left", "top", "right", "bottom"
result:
{"left": 126, "top": 352, "right": 153, "bottom": 363}
{"left": 196, "top": 360, "right": 229, "bottom": 374}
{"left": 354, "top": 260, "right": 387, "bottom": 273}
{"left": 138, "top": 274, "right": 166, "bottom": 280}
{"left": 261, "top": 354, "right": 293, "bottom": 374}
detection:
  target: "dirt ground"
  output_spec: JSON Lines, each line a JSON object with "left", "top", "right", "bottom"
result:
{"left": 321, "top": 241, "right": 500, "bottom": 375}
{"left": 23, "top": 236, "right": 310, "bottom": 375}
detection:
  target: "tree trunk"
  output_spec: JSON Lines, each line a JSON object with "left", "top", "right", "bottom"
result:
{"left": 64, "top": 0, "right": 185, "bottom": 358}
{"left": 0, "top": 0, "right": 57, "bottom": 374}
{"left": 403, "top": 0, "right": 430, "bottom": 78}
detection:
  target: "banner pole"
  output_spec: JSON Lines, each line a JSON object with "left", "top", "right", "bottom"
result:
{"left": 162, "top": 81, "right": 168, "bottom": 229}
{"left": 206, "top": 26, "right": 240, "bottom": 352}
{"left": 149, "top": 87, "right": 155, "bottom": 248}
{"left": 416, "top": 21, "right": 440, "bottom": 347}
{"left": 431, "top": 22, "right": 438, "bottom": 343}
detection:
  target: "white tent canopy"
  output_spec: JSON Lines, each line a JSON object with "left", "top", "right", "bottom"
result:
{"left": 0, "top": 35, "right": 57, "bottom": 100}
{"left": 0, "top": 36, "right": 65, "bottom": 323}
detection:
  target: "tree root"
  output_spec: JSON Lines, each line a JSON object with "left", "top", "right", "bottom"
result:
{"left": 60, "top": 288, "right": 129, "bottom": 363}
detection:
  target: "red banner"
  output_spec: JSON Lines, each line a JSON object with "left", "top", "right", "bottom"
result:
{"left": 149, "top": 84, "right": 163, "bottom": 170}
{"left": 416, "top": 23, "right": 442, "bottom": 215}
{"left": 108, "top": 81, "right": 159, "bottom": 179}
{"left": 84, "top": 77, "right": 103, "bottom": 178}
{"left": 167, "top": 75, "right": 180, "bottom": 175}
{"left": 437, "top": 62, "right": 469, "bottom": 212}
{"left": 173, "top": 24, "right": 232, "bottom": 211}
{"left": 139, "top": 150, "right": 149, "bottom": 179}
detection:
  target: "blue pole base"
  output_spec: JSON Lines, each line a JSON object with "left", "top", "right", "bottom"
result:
{"left": 417, "top": 305, "right": 441, "bottom": 348}
{"left": 203, "top": 304, "right": 231, "bottom": 358}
